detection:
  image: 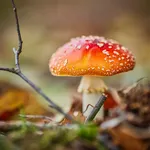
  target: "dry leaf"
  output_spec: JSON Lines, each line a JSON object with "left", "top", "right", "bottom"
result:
{"left": 109, "top": 123, "right": 150, "bottom": 150}
{"left": 118, "top": 78, "right": 150, "bottom": 127}
{"left": 59, "top": 94, "right": 85, "bottom": 125}
{"left": 0, "top": 81, "right": 53, "bottom": 121}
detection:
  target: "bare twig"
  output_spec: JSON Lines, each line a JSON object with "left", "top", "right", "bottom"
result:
{"left": 0, "top": 121, "right": 79, "bottom": 131}
{"left": 16, "top": 73, "right": 74, "bottom": 121}
{"left": 11, "top": 0, "right": 23, "bottom": 54}
{"left": 0, "top": 121, "right": 56, "bottom": 131}
{"left": 19, "top": 114, "right": 53, "bottom": 122}
{"left": 83, "top": 104, "right": 94, "bottom": 114}
{"left": 119, "top": 77, "right": 148, "bottom": 95}
{"left": 0, "top": 0, "right": 74, "bottom": 122}
{"left": 11, "top": 0, "right": 23, "bottom": 71}
{"left": 85, "top": 94, "right": 107, "bottom": 123}
{"left": 0, "top": 67, "right": 16, "bottom": 74}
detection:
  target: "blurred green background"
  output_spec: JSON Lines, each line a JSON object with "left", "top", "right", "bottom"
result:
{"left": 0, "top": 0, "right": 149, "bottom": 112}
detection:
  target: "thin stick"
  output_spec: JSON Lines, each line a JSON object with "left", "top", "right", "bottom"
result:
{"left": 85, "top": 94, "right": 107, "bottom": 123}
{"left": 0, "top": 121, "right": 55, "bottom": 131}
{"left": 19, "top": 114, "right": 53, "bottom": 121}
{"left": 0, "top": 67, "right": 16, "bottom": 74}
{"left": 83, "top": 104, "right": 94, "bottom": 114}
{"left": 0, "top": 121, "right": 79, "bottom": 131}
{"left": 11, "top": 0, "right": 23, "bottom": 71}
{"left": 0, "top": 0, "right": 74, "bottom": 122}
{"left": 11, "top": 0, "right": 23, "bottom": 54}
{"left": 17, "top": 73, "right": 73, "bottom": 121}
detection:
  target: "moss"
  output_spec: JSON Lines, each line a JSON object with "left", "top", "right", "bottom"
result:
{"left": 3, "top": 123, "right": 106, "bottom": 150}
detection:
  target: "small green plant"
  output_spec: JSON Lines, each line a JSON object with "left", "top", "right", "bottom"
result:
{"left": 77, "top": 123, "right": 98, "bottom": 141}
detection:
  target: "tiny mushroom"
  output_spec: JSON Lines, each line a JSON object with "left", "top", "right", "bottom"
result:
{"left": 49, "top": 35, "right": 135, "bottom": 119}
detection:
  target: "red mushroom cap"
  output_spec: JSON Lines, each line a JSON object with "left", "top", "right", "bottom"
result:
{"left": 49, "top": 36, "right": 135, "bottom": 76}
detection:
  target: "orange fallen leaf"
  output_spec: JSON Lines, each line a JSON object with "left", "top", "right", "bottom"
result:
{"left": 0, "top": 81, "right": 54, "bottom": 121}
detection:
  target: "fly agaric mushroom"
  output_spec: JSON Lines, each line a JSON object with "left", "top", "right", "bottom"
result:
{"left": 49, "top": 36, "right": 135, "bottom": 119}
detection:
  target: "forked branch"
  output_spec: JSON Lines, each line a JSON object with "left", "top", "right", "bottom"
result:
{"left": 0, "top": 0, "right": 74, "bottom": 122}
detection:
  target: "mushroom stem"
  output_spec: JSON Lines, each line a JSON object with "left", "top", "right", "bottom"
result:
{"left": 78, "top": 76, "right": 108, "bottom": 119}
